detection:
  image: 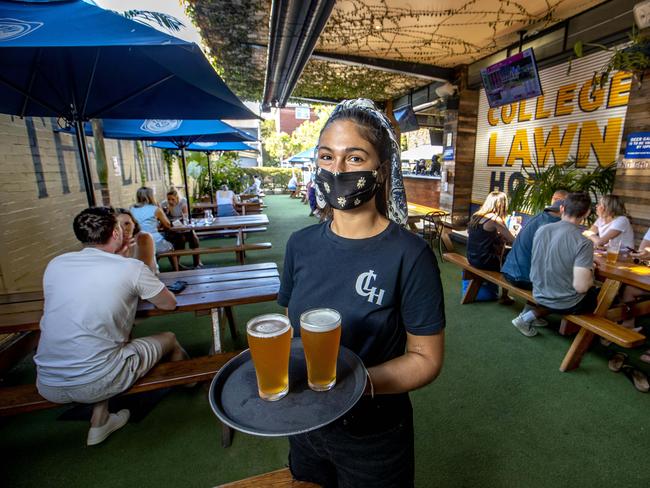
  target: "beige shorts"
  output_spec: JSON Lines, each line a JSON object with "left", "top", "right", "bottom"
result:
{"left": 37, "top": 337, "right": 164, "bottom": 405}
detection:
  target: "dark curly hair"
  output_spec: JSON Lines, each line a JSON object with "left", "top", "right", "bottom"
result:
{"left": 72, "top": 207, "right": 118, "bottom": 245}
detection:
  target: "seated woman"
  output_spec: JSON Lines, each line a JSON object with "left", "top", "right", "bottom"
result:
{"left": 129, "top": 187, "right": 177, "bottom": 269}
{"left": 216, "top": 184, "right": 239, "bottom": 217}
{"left": 287, "top": 174, "right": 298, "bottom": 198}
{"left": 160, "top": 188, "right": 202, "bottom": 268}
{"left": 467, "top": 191, "right": 514, "bottom": 270}
{"left": 620, "top": 227, "right": 650, "bottom": 362}
{"left": 467, "top": 191, "right": 514, "bottom": 302}
{"left": 115, "top": 208, "right": 157, "bottom": 274}
{"left": 586, "top": 195, "right": 634, "bottom": 250}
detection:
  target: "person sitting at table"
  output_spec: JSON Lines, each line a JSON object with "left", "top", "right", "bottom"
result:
{"left": 130, "top": 187, "right": 181, "bottom": 270}
{"left": 586, "top": 194, "right": 634, "bottom": 250}
{"left": 160, "top": 187, "right": 188, "bottom": 221}
{"left": 502, "top": 190, "right": 568, "bottom": 290}
{"left": 34, "top": 207, "right": 187, "bottom": 446}
{"left": 116, "top": 208, "right": 157, "bottom": 274}
{"left": 501, "top": 190, "right": 568, "bottom": 325}
{"left": 467, "top": 191, "right": 514, "bottom": 302}
{"left": 216, "top": 184, "right": 239, "bottom": 217}
{"left": 512, "top": 192, "right": 597, "bottom": 337}
{"left": 287, "top": 173, "right": 298, "bottom": 198}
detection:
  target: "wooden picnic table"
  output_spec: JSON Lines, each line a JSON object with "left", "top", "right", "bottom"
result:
{"left": 0, "top": 263, "right": 280, "bottom": 353}
{"left": 192, "top": 201, "right": 262, "bottom": 215}
{"left": 560, "top": 253, "right": 650, "bottom": 371}
{"left": 168, "top": 214, "right": 268, "bottom": 233}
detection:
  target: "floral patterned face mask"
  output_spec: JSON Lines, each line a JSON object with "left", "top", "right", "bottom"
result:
{"left": 314, "top": 167, "right": 379, "bottom": 210}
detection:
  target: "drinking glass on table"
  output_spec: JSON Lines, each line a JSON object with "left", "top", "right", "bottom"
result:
{"left": 181, "top": 211, "right": 189, "bottom": 226}
{"left": 606, "top": 240, "right": 621, "bottom": 264}
{"left": 300, "top": 308, "right": 342, "bottom": 392}
{"left": 205, "top": 209, "right": 214, "bottom": 223}
{"left": 246, "top": 314, "right": 293, "bottom": 401}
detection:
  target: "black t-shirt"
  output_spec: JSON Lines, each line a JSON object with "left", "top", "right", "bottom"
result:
{"left": 279, "top": 221, "right": 445, "bottom": 368}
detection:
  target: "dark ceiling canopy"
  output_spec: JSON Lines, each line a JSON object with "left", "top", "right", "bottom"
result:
{"left": 262, "top": 0, "right": 336, "bottom": 112}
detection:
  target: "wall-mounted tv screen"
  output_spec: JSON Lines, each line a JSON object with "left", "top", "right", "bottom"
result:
{"left": 393, "top": 105, "right": 419, "bottom": 133}
{"left": 480, "top": 48, "right": 542, "bottom": 108}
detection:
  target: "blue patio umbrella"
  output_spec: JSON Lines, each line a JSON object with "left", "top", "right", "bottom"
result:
{"left": 0, "top": 0, "right": 257, "bottom": 205}
{"left": 287, "top": 146, "right": 316, "bottom": 164}
{"left": 61, "top": 118, "right": 256, "bottom": 216}
{"left": 151, "top": 141, "right": 258, "bottom": 204}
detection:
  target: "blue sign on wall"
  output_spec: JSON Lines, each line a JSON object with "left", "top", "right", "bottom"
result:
{"left": 625, "top": 132, "right": 650, "bottom": 159}
{"left": 442, "top": 147, "right": 454, "bottom": 161}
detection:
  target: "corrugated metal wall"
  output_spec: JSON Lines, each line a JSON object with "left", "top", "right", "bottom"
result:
{"left": 471, "top": 49, "right": 630, "bottom": 205}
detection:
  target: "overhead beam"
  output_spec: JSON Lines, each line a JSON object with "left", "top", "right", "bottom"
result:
{"left": 262, "top": 0, "right": 336, "bottom": 112}
{"left": 249, "top": 42, "right": 455, "bottom": 86}
{"left": 309, "top": 51, "right": 454, "bottom": 82}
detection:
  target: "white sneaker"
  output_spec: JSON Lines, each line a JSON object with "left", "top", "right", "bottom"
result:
{"left": 531, "top": 317, "right": 548, "bottom": 327}
{"left": 512, "top": 314, "right": 538, "bottom": 337}
{"left": 87, "top": 409, "right": 130, "bottom": 446}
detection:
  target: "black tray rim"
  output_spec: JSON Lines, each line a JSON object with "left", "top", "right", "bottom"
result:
{"left": 208, "top": 339, "right": 367, "bottom": 437}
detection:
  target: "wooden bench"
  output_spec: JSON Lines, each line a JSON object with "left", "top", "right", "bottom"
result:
{"left": 442, "top": 252, "right": 647, "bottom": 371}
{"left": 217, "top": 468, "right": 320, "bottom": 488}
{"left": 0, "top": 331, "right": 39, "bottom": 376}
{"left": 0, "top": 352, "right": 239, "bottom": 447}
{"left": 196, "top": 226, "right": 267, "bottom": 239}
{"left": 560, "top": 314, "right": 646, "bottom": 371}
{"left": 0, "top": 353, "right": 237, "bottom": 416}
{"left": 442, "top": 252, "right": 535, "bottom": 305}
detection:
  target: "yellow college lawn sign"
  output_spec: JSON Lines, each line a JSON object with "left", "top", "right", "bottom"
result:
{"left": 472, "top": 49, "right": 631, "bottom": 204}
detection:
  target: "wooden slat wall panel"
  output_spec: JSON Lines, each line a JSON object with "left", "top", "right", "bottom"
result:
{"left": 613, "top": 68, "right": 650, "bottom": 247}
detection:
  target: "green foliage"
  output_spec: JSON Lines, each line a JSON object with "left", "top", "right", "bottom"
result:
{"left": 182, "top": 152, "right": 246, "bottom": 200}
{"left": 241, "top": 167, "right": 298, "bottom": 190}
{"left": 570, "top": 26, "right": 650, "bottom": 88}
{"left": 135, "top": 141, "right": 146, "bottom": 184}
{"left": 122, "top": 10, "right": 184, "bottom": 32}
{"left": 261, "top": 106, "right": 332, "bottom": 165}
{"left": 161, "top": 149, "right": 175, "bottom": 186}
{"left": 508, "top": 157, "right": 616, "bottom": 220}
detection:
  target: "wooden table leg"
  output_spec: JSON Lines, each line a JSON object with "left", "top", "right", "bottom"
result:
{"left": 461, "top": 277, "right": 483, "bottom": 304}
{"left": 441, "top": 227, "right": 454, "bottom": 252}
{"left": 221, "top": 422, "right": 234, "bottom": 448}
{"left": 559, "top": 279, "right": 621, "bottom": 371}
{"left": 211, "top": 307, "right": 225, "bottom": 353}
{"left": 560, "top": 328, "right": 595, "bottom": 372}
{"left": 225, "top": 306, "right": 237, "bottom": 341}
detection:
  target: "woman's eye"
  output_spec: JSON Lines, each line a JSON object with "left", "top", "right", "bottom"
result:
{"left": 348, "top": 155, "right": 363, "bottom": 163}
{"left": 319, "top": 154, "right": 332, "bottom": 162}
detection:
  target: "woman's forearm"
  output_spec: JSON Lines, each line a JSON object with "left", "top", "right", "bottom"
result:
{"left": 367, "top": 332, "right": 444, "bottom": 395}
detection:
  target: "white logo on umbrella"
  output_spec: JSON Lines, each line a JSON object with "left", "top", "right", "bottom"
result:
{"left": 194, "top": 142, "right": 216, "bottom": 147}
{"left": 0, "top": 19, "right": 43, "bottom": 41}
{"left": 140, "top": 120, "right": 182, "bottom": 134}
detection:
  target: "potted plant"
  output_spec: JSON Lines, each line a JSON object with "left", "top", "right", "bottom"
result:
{"left": 508, "top": 156, "right": 616, "bottom": 221}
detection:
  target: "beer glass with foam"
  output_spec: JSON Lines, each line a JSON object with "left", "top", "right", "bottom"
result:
{"left": 607, "top": 240, "right": 621, "bottom": 264}
{"left": 300, "top": 308, "right": 342, "bottom": 391}
{"left": 246, "top": 314, "right": 292, "bottom": 401}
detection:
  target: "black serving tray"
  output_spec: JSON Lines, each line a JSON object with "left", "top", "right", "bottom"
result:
{"left": 209, "top": 339, "right": 366, "bottom": 437}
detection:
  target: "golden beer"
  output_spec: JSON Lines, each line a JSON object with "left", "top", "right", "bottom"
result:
{"left": 246, "top": 314, "right": 292, "bottom": 401}
{"left": 606, "top": 241, "right": 621, "bottom": 264}
{"left": 300, "top": 308, "right": 342, "bottom": 392}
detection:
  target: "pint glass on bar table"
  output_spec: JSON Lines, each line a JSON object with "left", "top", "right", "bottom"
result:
{"left": 606, "top": 240, "right": 621, "bottom": 264}
{"left": 300, "top": 308, "right": 342, "bottom": 392}
{"left": 246, "top": 314, "right": 292, "bottom": 401}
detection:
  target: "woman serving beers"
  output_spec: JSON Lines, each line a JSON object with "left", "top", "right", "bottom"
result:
{"left": 278, "top": 99, "right": 446, "bottom": 488}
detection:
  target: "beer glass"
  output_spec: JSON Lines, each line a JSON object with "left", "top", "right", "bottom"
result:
{"left": 300, "top": 308, "right": 342, "bottom": 392}
{"left": 246, "top": 314, "right": 292, "bottom": 401}
{"left": 606, "top": 240, "right": 621, "bottom": 264}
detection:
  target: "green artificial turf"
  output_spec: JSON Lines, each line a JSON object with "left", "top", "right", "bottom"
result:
{"left": 1, "top": 195, "right": 648, "bottom": 487}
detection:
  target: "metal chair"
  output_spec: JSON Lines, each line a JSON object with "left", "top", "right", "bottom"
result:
{"left": 421, "top": 211, "right": 446, "bottom": 256}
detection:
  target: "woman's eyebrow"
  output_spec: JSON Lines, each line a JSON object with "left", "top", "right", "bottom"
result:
{"left": 318, "top": 146, "right": 369, "bottom": 155}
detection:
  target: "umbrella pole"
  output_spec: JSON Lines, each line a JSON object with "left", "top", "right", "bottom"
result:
{"left": 180, "top": 147, "right": 192, "bottom": 223}
{"left": 206, "top": 152, "right": 214, "bottom": 205}
{"left": 74, "top": 120, "right": 96, "bottom": 207}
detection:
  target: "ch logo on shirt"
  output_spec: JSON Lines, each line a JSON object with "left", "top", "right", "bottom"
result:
{"left": 355, "top": 270, "right": 385, "bottom": 305}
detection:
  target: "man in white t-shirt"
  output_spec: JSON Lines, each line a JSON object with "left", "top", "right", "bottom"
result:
{"left": 34, "top": 207, "right": 184, "bottom": 446}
